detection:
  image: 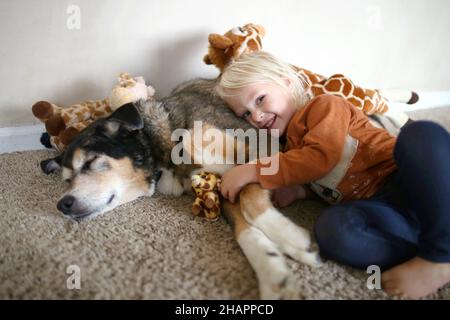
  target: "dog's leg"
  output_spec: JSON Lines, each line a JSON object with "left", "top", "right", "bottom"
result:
{"left": 239, "top": 184, "right": 322, "bottom": 267}
{"left": 40, "top": 154, "right": 64, "bottom": 174}
{"left": 156, "top": 168, "right": 184, "bottom": 196}
{"left": 223, "top": 200, "right": 296, "bottom": 299}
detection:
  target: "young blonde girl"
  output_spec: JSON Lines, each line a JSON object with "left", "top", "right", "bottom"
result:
{"left": 216, "top": 51, "right": 450, "bottom": 299}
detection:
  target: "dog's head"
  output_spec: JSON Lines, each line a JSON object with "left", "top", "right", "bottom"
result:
{"left": 41, "top": 103, "right": 162, "bottom": 220}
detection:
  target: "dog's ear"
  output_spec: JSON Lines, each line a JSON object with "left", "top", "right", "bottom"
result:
{"left": 103, "top": 103, "right": 144, "bottom": 136}
{"left": 40, "top": 153, "right": 64, "bottom": 174}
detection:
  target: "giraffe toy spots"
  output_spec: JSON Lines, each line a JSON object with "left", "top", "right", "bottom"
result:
{"left": 204, "top": 23, "right": 418, "bottom": 117}
{"left": 311, "top": 73, "right": 389, "bottom": 115}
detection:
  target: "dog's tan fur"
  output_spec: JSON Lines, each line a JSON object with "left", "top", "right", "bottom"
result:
{"left": 239, "top": 184, "right": 272, "bottom": 221}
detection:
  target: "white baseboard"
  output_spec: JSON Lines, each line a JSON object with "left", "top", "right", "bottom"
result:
{"left": 0, "top": 124, "right": 47, "bottom": 154}
{"left": 1, "top": 91, "right": 449, "bottom": 154}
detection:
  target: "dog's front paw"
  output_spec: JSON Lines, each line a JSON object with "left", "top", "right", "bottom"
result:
{"left": 259, "top": 272, "right": 297, "bottom": 300}
{"left": 156, "top": 169, "right": 184, "bottom": 196}
{"left": 40, "top": 157, "right": 61, "bottom": 174}
{"left": 283, "top": 248, "right": 323, "bottom": 268}
{"left": 238, "top": 227, "right": 299, "bottom": 300}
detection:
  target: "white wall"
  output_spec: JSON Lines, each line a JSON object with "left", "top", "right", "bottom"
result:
{"left": 1, "top": 0, "right": 449, "bottom": 127}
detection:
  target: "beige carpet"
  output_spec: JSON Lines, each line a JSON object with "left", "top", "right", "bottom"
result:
{"left": 1, "top": 106, "right": 450, "bottom": 300}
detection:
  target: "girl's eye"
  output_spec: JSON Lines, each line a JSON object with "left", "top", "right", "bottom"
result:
{"left": 241, "top": 111, "right": 251, "bottom": 119}
{"left": 256, "top": 95, "right": 265, "bottom": 105}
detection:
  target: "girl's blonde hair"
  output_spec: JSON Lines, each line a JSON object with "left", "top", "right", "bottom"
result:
{"left": 215, "top": 51, "right": 312, "bottom": 108}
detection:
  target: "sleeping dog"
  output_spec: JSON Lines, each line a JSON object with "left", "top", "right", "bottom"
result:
{"left": 40, "top": 78, "right": 321, "bottom": 299}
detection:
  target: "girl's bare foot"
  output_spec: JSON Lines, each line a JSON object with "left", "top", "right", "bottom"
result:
{"left": 271, "top": 185, "right": 308, "bottom": 208}
{"left": 381, "top": 256, "right": 450, "bottom": 299}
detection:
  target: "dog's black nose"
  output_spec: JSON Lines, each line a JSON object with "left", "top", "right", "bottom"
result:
{"left": 57, "top": 195, "right": 76, "bottom": 214}
{"left": 154, "top": 170, "right": 163, "bottom": 182}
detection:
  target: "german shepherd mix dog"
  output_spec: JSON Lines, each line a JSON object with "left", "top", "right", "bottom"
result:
{"left": 41, "top": 79, "right": 321, "bottom": 299}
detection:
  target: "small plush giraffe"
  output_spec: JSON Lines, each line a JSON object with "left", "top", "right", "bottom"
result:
{"left": 32, "top": 72, "right": 155, "bottom": 151}
{"left": 204, "top": 23, "right": 418, "bottom": 116}
{"left": 191, "top": 172, "right": 222, "bottom": 221}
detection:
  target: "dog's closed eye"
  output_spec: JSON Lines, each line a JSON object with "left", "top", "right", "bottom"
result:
{"left": 82, "top": 156, "right": 110, "bottom": 172}
{"left": 81, "top": 156, "right": 96, "bottom": 172}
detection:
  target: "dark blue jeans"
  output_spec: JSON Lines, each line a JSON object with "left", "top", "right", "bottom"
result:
{"left": 314, "top": 121, "right": 450, "bottom": 270}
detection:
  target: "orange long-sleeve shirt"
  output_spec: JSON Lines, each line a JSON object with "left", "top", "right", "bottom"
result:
{"left": 256, "top": 95, "right": 397, "bottom": 203}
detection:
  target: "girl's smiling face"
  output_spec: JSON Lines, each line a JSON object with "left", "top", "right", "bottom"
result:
{"left": 224, "top": 82, "right": 297, "bottom": 137}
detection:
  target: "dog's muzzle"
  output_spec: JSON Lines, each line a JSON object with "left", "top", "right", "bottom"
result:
{"left": 57, "top": 195, "right": 93, "bottom": 219}
{"left": 57, "top": 195, "right": 77, "bottom": 215}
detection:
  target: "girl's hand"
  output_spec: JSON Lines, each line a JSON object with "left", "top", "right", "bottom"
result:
{"left": 220, "top": 164, "right": 258, "bottom": 203}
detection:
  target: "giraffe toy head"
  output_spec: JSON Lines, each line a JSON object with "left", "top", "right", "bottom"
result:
{"left": 203, "top": 23, "right": 265, "bottom": 73}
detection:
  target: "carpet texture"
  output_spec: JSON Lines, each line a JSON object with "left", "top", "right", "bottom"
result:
{"left": 1, "top": 107, "right": 450, "bottom": 299}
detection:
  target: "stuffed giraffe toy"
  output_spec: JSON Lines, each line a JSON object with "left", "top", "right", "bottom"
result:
{"left": 191, "top": 172, "right": 222, "bottom": 221}
{"left": 32, "top": 98, "right": 111, "bottom": 151}
{"left": 32, "top": 72, "right": 155, "bottom": 151}
{"left": 204, "top": 23, "right": 418, "bottom": 117}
